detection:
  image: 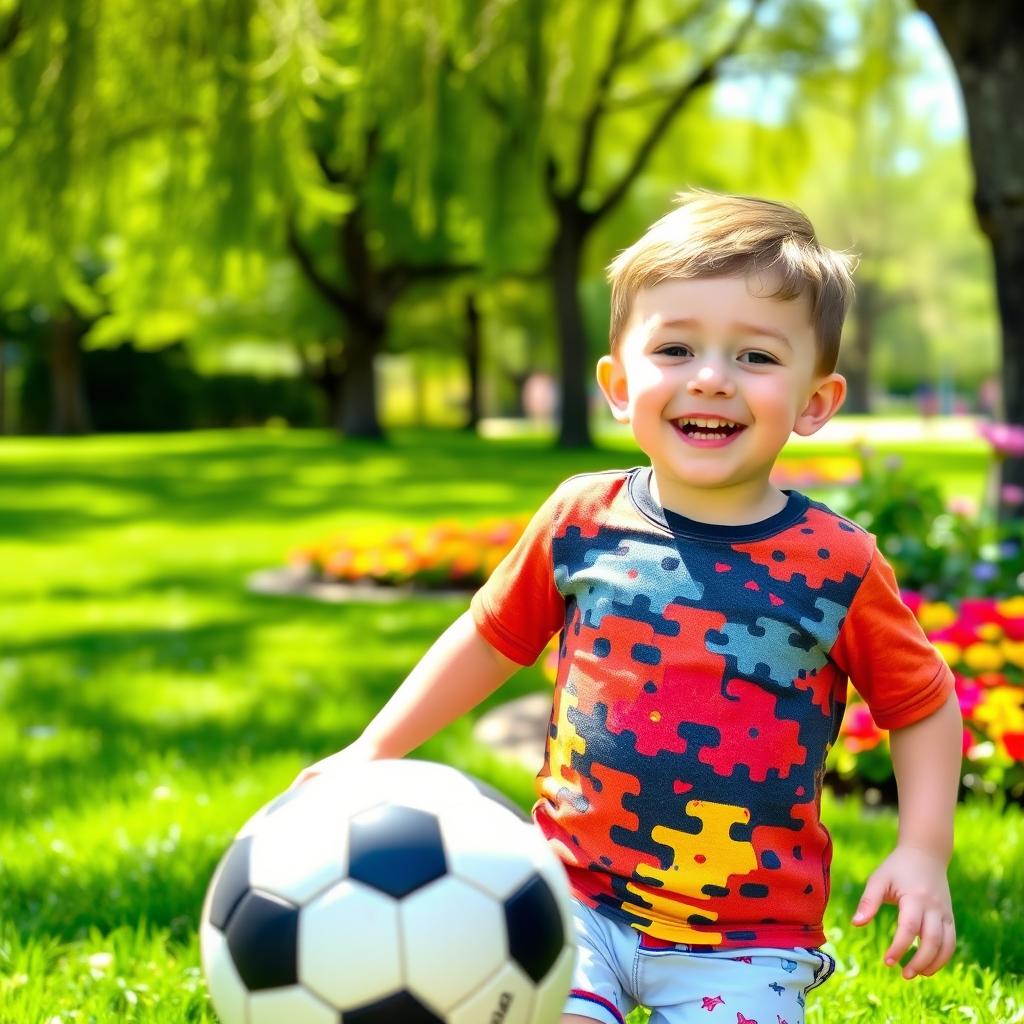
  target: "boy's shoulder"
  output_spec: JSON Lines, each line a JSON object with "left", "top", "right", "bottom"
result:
{"left": 542, "top": 467, "right": 636, "bottom": 529}
{"left": 553, "top": 467, "right": 634, "bottom": 497}
{"left": 787, "top": 494, "right": 879, "bottom": 574}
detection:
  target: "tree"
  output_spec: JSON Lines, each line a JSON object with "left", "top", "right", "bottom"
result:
{"left": 474, "top": 0, "right": 775, "bottom": 446}
{"left": 915, "top": 2, "right": 1024, "bottom": 504}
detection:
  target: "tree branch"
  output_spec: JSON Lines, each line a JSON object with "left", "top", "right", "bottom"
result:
{"left": 616, "top": 0, "right": 717, "bottom": 65}
{"left": 285, "top": 214, "right": 360, "bottom": 321}
{"left": 570, "top": 0, "right": 638, "bottom": 202}
{"left": 592, "top": 0, "right": 765, "bottom": 223}
{"left": 0, "top": 2, "right": 22, "bottom": 57}
{"left": 379, "top": 261, "right": 481, "bottom": 305}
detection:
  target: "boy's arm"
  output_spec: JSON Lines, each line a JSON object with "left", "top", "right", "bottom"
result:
{"left": 852, "top": 691, "right": 962, "bottom": 979}
{"left": 292, "top": 609, "right": 522, "bottom": 784}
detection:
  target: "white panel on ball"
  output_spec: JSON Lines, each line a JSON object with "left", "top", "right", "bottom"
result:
{"left": 249, "top": 986, "right": 338, "bottom": 1024}
{"left": 437, "top": 806, "right": 537, "bottom": 901}
{"left": 531, "top": 945, "right": 577, "bottom": 1024}
{"left": 199, "top": 922, "right": 249, "bottom": 1024}
{"left": 447, "top": 961, "right": 536, "bottom": 1024}
{"left": 401, "top": 876, "right": 507, "bottom": 1012}
{"left": 299, "top": 879, "right": 402, "bottom": 1008}
{"left": 248, "top": 794, "right": 349, "bottom": 904}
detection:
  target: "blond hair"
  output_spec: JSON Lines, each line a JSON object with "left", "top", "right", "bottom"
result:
{"left": 607, "top": 189, "right": 857, "bottom": 374}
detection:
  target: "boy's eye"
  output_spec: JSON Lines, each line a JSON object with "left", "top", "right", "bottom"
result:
{"left": 740, "top": 351, "right": 779, "bottom": 365}
{"left": 657, "top": 344, "right": 691, "bottom": 357}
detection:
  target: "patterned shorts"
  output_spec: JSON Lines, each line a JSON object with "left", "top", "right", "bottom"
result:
{"left": 564, "top": 898, "right": 836, "bottom": 1024}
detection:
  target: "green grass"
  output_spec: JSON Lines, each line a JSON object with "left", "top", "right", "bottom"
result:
{"left": 0, "top": 427, "right": 1019, "bottom": 1023}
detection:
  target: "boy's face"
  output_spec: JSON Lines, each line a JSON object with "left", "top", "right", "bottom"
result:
{"left": 596, "top": 274, "right": 846, "bottom": 516}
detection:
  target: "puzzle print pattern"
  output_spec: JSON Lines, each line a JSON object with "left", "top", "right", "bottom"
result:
{"left": 472, "top": 468, "right": 953, "bottom": 948}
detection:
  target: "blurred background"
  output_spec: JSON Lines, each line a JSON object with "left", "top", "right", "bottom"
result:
{"left": 0, "top": 0, "right": 1013, "bottom": 448}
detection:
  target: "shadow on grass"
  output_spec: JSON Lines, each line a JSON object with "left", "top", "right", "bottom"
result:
{"left": 0, "top": 431, "right": 631, "bottom": 542}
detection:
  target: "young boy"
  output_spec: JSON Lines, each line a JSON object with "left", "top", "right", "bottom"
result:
{"left": 296, "top": 190, "right": 963, "bottom": 1024}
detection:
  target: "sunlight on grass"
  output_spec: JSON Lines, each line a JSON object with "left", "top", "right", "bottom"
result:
{"left": 0, "top": 428, "right": 1016, "bottom": 1022}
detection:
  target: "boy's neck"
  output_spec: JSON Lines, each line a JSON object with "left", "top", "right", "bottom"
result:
{"left": 649, "top": 469, "right": 789, "bottom": 526}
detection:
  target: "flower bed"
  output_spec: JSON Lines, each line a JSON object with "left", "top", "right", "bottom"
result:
{"left": 834, "top": 594, "right": 1024, "bottom": 801}
{"left": 769, "top": 455, "right": 861, "bottom": 489}
{"left": 293, "top": 517, "right": 528, "bottom": 590}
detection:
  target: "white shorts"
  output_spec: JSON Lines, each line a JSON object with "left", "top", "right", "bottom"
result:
{"left": 565, "top": 898, "right": 836, "bottom": 1024}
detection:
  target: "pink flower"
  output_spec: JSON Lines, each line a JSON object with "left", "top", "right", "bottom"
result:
{"left": 840, "top": 703, "right": 885, "bottom": 753}
{"left": 947, "top": 496, "right": 978, "bottom": 518}
{"left": 954, "top": 674, "right": 983, "bottom": 717}
{"left": 979, "top": 421, "right": 1024, "bottom": 457}
{"left": 1002, "top": 484, "right": 1024, "bottom": 505}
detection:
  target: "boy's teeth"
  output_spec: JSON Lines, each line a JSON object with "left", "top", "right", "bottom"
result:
{"left": 678, "top": 416, "right": 739, "bottom": 428}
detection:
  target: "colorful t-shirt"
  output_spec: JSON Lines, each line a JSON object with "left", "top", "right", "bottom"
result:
{"left": 470, "top": 468, "right": 953, "bottom": 950}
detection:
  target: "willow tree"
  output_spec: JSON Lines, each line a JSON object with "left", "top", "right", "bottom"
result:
{"left": 0, "top": 0, "right": 263, "bottom": 433}
{"left": 457, "top": 0, "right": 880, "bottom": 447}
{"left": 1, "top": 1, "right": 500, "bottom": 438}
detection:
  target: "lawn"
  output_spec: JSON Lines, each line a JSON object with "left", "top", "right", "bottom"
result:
{"left": 0, "top": 427, "right": 1021, "bottom": 1023}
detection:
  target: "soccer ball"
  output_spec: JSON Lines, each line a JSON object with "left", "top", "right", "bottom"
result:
{"left": 200, "top": 759, "right": 576, "bottom": 1023}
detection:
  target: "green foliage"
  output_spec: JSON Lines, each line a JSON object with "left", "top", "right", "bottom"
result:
{"left": 835, "top": 446, "right": 1024, "bottom": 600}
{"left": 836, "top": 447, "right": 983, "bottom": 596}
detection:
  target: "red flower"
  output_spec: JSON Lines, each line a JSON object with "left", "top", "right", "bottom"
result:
{"left": 841, "top": 703, "right": 885, "bottom": 753}
{"left": 975, "top": 672, "right": 1009, "bottom": 688}
{"left": 1003, "top": 732, "right": 1024, "bottom": 761}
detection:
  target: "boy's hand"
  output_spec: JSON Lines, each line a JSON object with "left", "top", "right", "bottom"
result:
{"left": 290, "top": 739, "right": 378, "bottom": 790}
{"left": 852, "top": 844, "right": 956, "bottom": 979}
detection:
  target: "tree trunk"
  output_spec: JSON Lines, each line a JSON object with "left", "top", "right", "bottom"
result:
{"left": 338, "top": 322, "right": 384, "bottom": 439}
{"left": 992, "top": 232, "right": 1024, "bottom": 518}
{"left": 0, "top": 341, "right": 6, "bottom": 435}
{"left": 295, "top": 341, "right": 345, "bottom": 428}
{"left": 841, "top": 278, "right": 879, "bottom": 414}
{"left": 463, "top": 294, "right": 482, "bottom": 431}
{"left": 49, "top": 313, "right": 91, "bottom": 435}
{"left": 551, "top": 204, "right": 595, "bottom": 448}
{"left": 916, "top": 2, "right": 1024, "bottom": 516}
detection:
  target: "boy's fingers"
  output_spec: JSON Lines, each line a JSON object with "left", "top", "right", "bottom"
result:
{"left": 885, "top": 899, "right": 923, "bottom": 967}
{"left": 902, "top": 910, "right": 945, "bottom": 978}
{"left": 852, "top": 877, "right": 886, "bottom": 925}
{"left": 935, "top": 920, "right": 957, "bottom": 974}
{"left": 914, "top": 917, "right": 957, "bottom": 978}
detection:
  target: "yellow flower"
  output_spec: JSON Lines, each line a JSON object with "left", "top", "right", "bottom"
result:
{"left": 931, "top": 641, "right": 962, "bottom": 666}
{"left": 972, "top": 686, "right": 1024, "bottom": 740}
{"left": 482, "top": 549, "right": 507, "bottom": 577}
{"left": 963, "top": 642, "right": 1005, "bottom": 672}
{"left": 996, "top": 596, "right": 1024, "bottom": 619}
{"left": 918, "top": 601, "right": 957, "bottom": 633}
{"left": 978, "top": 623, "right": 1004, "bottom": 642}
{"left": 1001, "top": 640, "right": 1024, "bottom": 669}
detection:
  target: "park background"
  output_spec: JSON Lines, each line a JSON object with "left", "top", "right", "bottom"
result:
{"left": 2, "top": 1, "right": 1024, "bottom": 1022}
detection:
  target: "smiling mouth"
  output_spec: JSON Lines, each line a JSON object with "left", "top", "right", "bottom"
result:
{"left": 674, "top": 416, "right": 746, "bottom": 440}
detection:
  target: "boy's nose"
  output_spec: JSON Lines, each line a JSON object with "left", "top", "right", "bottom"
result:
{"left": 687, "top": 364, "right": 734, "bottom": 397}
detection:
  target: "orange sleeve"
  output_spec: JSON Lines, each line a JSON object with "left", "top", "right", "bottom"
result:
{"left": 469, "top": 486, "right": 567, "bottom": 666}
{"left": 829, "top": 548, "right": 954, "bottom": 730}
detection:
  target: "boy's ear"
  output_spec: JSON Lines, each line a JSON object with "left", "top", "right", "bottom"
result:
{"left": 793, "top": 373, "right": 847, "bottom": 437}
{"left": 596, "top": 354, "right": 631, "bottom": 423}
